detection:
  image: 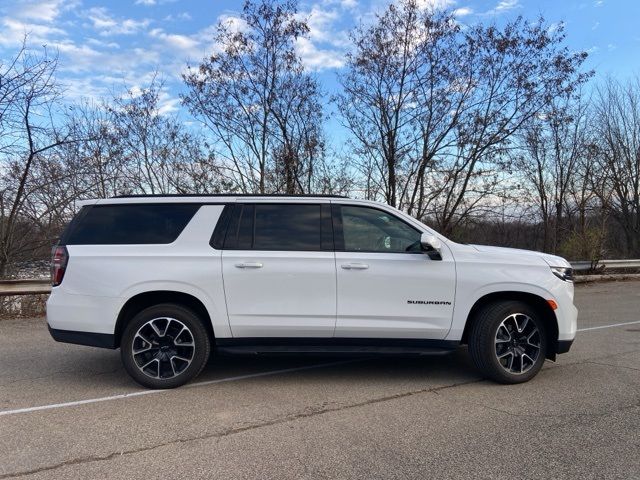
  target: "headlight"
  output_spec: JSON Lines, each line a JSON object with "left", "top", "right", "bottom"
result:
{"left": 550, "top": 266, "right": 573, "bottom": 282}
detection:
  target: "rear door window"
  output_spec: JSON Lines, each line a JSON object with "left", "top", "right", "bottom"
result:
{"left": 254, "top": 204, "right": 321, "bottom": 250}
{"left": 223, "top": 203, "right": 332, "bottom": 251}
{"left": 64, "top": 204, "right": 200, "bottom": 245}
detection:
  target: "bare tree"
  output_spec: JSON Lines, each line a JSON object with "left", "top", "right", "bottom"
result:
{"left": 336, "top": 1, "right": 430, "bottom": 207}
{"left": 63, "top": 80, "right": 228, "bottom": 198}
{"left": 516, "top": 93, "right": 590, "bottom": 253}
{"left": 182, "top": 0, "right": 324, "bottom": 194}
{"left": 0, "top": 42, "right": 76, "bottom": 276}
{"left": 338, "top": 1, "right": 590, "bottom": 235}
{"left": 562, "top": 143, "right": 610, "bottom": 265}
{"left": 61, "top": 100, "right": 125, "bottom": 199}
{"left": 270, "top": 73, "right": 325, "bottom": 193}
{"left": 592, "top": 77, "right": 640, "bottom": 256}
{"left": 108, "top": 77, "right": 217, "bottom": 195}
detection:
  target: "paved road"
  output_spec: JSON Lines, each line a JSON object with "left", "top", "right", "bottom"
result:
{"left": 1, "top": 281, "right": 639, "bottom": 479}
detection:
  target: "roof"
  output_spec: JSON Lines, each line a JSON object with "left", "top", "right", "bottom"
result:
{"left": 75, "top": 193, "right": 353, "bottom": 207}
{"left": 114, "top": 194, "right": 347, "bottom": 199}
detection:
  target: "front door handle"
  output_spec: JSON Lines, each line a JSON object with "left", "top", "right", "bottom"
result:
{"left": 341, "top": 263, "right": 369, "bottom": 270}
{"left": 235, "top": 262, "right": 263, "bottom": 269}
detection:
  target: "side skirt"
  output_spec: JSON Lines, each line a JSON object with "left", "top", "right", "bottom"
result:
{"left": 215, "top": 337, "right": 459, "bottom": 356}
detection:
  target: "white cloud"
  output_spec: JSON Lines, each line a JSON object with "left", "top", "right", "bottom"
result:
{"left": 295, "top": 37, "right": 345, "bottom": 70}
{"left": 157, "top": 93, "right": 180, "bottom": 115}
{"left": 0, "top": 17, "right": 67, "bottom": 46}
{"left": 86, "top": 38, "right": 120, "bottom": 49}
{"left": 8, "top": 0, "right": 79, "bottom": 23}
{"left": 340, "top": 0, "right": 358, "bottom": 8}
{"left": 306, "top": 7, "right": 341, "bottom": 43}
{"left": 294, "top": 2, "right": 353, "bottom": 71}
{"left": 482, "top": 0, "right": 521, "bottom": 15}
{"left": 415, "top": 0, "right": 456, "bottom": 9}
{"left": 593, "top": 0, "right": 604, "bottom": 6}
{"left": 496, "top": 0, "right": 520, "bottom": 11}
{"left": 164, "top": 12, "right": 193, "bottom": 22}
{"left": 134, "top": 0, "right": 179, "bottom": 6}
{"left": 85, "top": 7, "right": 151, "bottom": 36}
{"left": 547, "top": 22, "right": 561, "bottom": 34}
{"left": 453, "top": 7, "right": 473, "bottom": 16}
{"left": 217, "top": 14, "right": 248, "bottom": 34}
{"left": 1, "top": 0, "right": 351, "bottom": 111}
{"left": 54, "top": 41, "right": 101, "bottom": 68}
{"left": 0, "top": 0, "right": 79, "bottom": 47}
{"left": 0, "top": 0, "right": 192, "bottom": 110}
{"left": 318, "top": 0, "right": 359, "bottom": 9}
{"left": 147, "top": 13, "right": 249, "bottom": 65}
{"left": 149, "top": 28, "right": 199, "bottom": 53}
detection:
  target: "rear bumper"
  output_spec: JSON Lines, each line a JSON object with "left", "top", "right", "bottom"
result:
{"left": 48, "top": 325, "right": 116, "bottom": 349}
{"left": 46, "top": 288, "right": 121, "bottom": 334}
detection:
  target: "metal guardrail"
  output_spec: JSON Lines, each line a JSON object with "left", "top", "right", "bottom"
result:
{"left": 0, "top": 258, "right": 639, "bottom": 296}
{"left": 570, "top": 259, "right": 640, "bottom": 271}
{"left": 0, "top": 279, "right": 51, "bottom": 296}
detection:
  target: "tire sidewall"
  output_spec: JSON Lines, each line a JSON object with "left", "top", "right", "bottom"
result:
{"left": 121, "top": 304, "right": 210, "bottom": 389}
{"left": 476, "top": 302, "right": 548, "bottom": 384}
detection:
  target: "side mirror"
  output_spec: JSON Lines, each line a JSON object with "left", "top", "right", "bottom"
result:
{"left": 420, "top": 233, "right": 443, "bottom": 261}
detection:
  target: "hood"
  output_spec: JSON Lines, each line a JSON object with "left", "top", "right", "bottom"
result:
{"left": 469, "top": 244, "right": 571, "bottom": 268}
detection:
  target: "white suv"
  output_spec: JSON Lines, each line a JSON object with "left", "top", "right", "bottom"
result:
{"left": 47, "top": 195, "right": 577, "bottom": 389}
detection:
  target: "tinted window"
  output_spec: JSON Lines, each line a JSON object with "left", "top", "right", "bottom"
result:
{"left": 65, "top": 204, "right": 200, "bottom": 245}
{"left": 253, "top": 204, "right": 321, "bottom": 251}
{"left": 210, "top": 205, "right": 234, "bottom": 249}
{"left": 237, "top": 204, "right": 255, "bottom": 250}
{"left": 339, "top": 206, "right": 421, "bottom": 253}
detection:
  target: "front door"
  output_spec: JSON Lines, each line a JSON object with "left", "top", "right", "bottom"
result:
{"left": 221, "top": 203, "right": 336, "bottom": 338}
{"left": 333, "top": 204, "right": 456, "bottom": 339}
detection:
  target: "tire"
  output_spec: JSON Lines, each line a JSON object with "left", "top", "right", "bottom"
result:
{"left": 468, "top": 301, "right": 547, "bottom": 384}
{"left": 120, "top": 303, "right": 211, "bottom": 389}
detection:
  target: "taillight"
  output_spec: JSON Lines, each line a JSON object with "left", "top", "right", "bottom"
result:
{"left": 51, "top": 245, "right": 68, "bottom": 287}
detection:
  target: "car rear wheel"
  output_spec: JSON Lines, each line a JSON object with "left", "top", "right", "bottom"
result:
{"left": 121, "top": 303, "right": 210, "bottom": 389}
{"left": 468, "top": 301, "right": 547, "bottom": 384}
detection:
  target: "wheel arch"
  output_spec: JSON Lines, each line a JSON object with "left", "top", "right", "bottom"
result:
{"left": 114, "top": 291, "right": 215, "bottom": 348}
{"left": 461, "top": 291, "right": 559, "bottom": 360}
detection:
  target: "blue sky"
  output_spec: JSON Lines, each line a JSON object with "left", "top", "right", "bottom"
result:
{"left": 1, "top": 0, "right": 638, "bottom": 123}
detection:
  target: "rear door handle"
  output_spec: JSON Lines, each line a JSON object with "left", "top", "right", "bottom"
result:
{"left": 235, "top": 262, "right": 263, "bottom": 269}
{"left": 341, "top": 263, "right": 369, "bottom": 270}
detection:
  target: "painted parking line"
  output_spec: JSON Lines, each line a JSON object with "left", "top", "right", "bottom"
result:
{"left": 577, "top": 320, "right": 640, "bottom": 332}
{"left": 0, "top": 359, "right": 358, "bottom": 418}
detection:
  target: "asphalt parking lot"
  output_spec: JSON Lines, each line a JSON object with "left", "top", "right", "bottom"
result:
{"left": 1, "top": 281, "right": 639, "bottom": 480}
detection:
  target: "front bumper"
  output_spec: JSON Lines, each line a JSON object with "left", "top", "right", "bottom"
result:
{"left": 555, "top": 339, "right": 573, "bottom": 354}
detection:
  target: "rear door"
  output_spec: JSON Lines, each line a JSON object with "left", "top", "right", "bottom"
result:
{"left": 333, "top": 204, "right": 456, "bottom": 339}
{"left": 220, "top": 202, "right": 337, "bottom": 338}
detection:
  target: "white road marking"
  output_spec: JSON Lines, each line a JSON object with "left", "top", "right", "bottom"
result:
{"left": 578, "top": 319, "right": 640, "bottom": 332}
{"left": 0, "top": 359, "right": 356, "bottom": 418}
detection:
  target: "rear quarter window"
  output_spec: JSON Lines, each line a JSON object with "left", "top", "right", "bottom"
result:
{"left": 64, "top": 204, "right": 200, "bottom": 245}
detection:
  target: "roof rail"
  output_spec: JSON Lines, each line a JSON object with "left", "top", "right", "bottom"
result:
{"left": 112, "top": 193, "right": 349, "bottom": 199}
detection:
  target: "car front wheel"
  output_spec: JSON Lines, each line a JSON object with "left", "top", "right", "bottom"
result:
{"left": 468, "top": 301, "right": 547, "bottom": 384}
